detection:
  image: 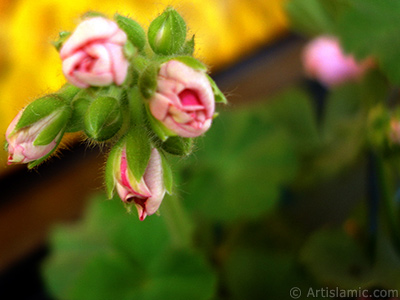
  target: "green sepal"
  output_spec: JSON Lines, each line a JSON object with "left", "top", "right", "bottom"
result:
{"left": 114, "top": 13, "right": 146, "bottom": 52}
{"left": 139, "top": 63, "right": 159, "bottom": 99}
{"left": 123, "top": 41, "right": 137, "bottom": 60}
{"left": 144, "top": 104, "right": 175, "bottom": 141}
{"left": 84, "top": 96, "right": 123, "bottom": 141}
{"left": 104, "top": 140, "right": 124, "bottom": 199}
{"left": 161, "top": 136, "right": 193, "bottom": 156}
{"left": 57, "top": 84, "right": 81, "bottom": 103}
{"left": 14, "top": 95, "right": 67, "bottom": 132}
{"left": 81, "top": 11, "right": 107, "bottom": 19}
{"left": 147, "top": 6, "right": 187, "bottom": 55}
{"left": 168, "top": 56, "right": 207, "bottom": 72}
{"left": 33, "top": 108, "right": 71, "bottom": 146}
{"left": 27, "top": 133, "right": 64, "bottom": 169}
{"left": 180, "top": 35, "right": 195, "bottom": 55}
{"left": 160, "top": 151, "right": 173, "bottom": 194}
{"left": 3, "top": 141, "right": 9, "bottom": 152}
{"left": 125, "top": 127, "right": 152, "bottom": 181}
{"left": 65, "top": 97, "right": 91, "bottom": 133}
{"left": 52, "top": 31, "right": 71, "bottom": 52}
{"left": 206, "top": 74, "right": 227, "bottom": 104}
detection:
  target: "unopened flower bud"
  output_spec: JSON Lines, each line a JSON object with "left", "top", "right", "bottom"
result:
{"left": 60, "top": 17, "right": 129, "bottom": 88}
{"left": 148, "top": 60, "right": 215, "bottom": 138}
{"left": 147, "top": 7, "right": 187, "bottom": 55}
{"left": 6, "top": 96, "right": 71, "bottom": 165}
{"left": 302, "top": 36, "right": 373, "bottom": 87}
{"left": 107, "top": 145, "right": 166, "bottom": 221}
{"left": 161, "top": 136, "right": 193, "bottom": 156}
{"left": 84, "top": 96, "right": 123, "bottom": 141}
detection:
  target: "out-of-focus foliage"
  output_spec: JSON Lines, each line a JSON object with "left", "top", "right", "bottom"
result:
{"left": 43, "top": 195, "right": 217, "bottom": 300}
{"left": 0, "top": 0, "right": 287, "bottom": 167}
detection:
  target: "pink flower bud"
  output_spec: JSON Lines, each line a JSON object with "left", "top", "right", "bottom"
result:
{"left": 149, "top": 60, "right": 215, "bottom": 138}
{"left": 60, "top": 17, "right": 129, "bottom": 88}
{"left": 6, "top": 111, "right": 60, "bottom": 165}
{"left": 114, "top": 148, "right": 165, "bottom": 221}
{"left": 302, "top": 36, "right": 372, "bottom": 87}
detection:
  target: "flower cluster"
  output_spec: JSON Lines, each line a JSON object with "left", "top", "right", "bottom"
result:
{"left": 5, "top": 8, "right": 226, "bottom": 220}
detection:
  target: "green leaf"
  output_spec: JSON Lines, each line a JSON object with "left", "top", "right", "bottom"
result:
{"left": 267, "top": 88, "right": 320, "bottom": 155}
{"left": 147, "top": 248, "right": 217, "bottom": 300}
{"left": 181, "top": 105, "right": 298, "bottom": 222}
{"left": 43, "top": 194, "right": 217, "bottom": 300}
{"left": 84, "top": 96, "right": 123, "bottom": 141}
{"left": 160, "top": 152, "right": 173, "bottom": 194}
{"left": 285, "top": 0, "right": 337, "bottom": 36}
{"left": 300, "top": 229, "right": 371, "bottom": 288}
{"left": 125, "top": 126, "right": 152, "bottom": 181}
{"left": 147, "top": 7, "right": 187, "bottom": 55}
{"left": 337, "top": 0, "right": 400, "bottom": 84}
{"left": 225, "top": 248, "right": 313, "bottom": 300}
{"left": 206, "top": 75, "right": 227, "bottom": 104}
{"left": 114, "top": 13, "right": 146, "bottom": 51}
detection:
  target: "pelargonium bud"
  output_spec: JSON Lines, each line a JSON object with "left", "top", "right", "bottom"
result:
{"left": 84, "top": 96, "right": 123, "bottom": 141}
{"left": 147, "top": 7, "right": 187, "bottom": 55}
{"left": 60, "top": 17, "right": 129, "bottom": 88}
{"left": 6, "top": 96, "right": 71, "bottom": 165}
{"left": 108, "top": 146, "right": 166, "bottom": 221}
{"left": 148, "top": 60, "right": 215, "bottom": 138}
{"left": 302, "top": 36, "right": 373, "bottom": 87}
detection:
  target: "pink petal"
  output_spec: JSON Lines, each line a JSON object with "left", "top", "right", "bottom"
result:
{"left": 84, "top": 43, "right": 112, "bottom": 74}
{"left": 60, "top": 17, "right": 120, "bottom": 59}
{"left": 74, "top": 70, "right": 113, "bottom": 86}
{"left": 142, "top": 149, "right": 165, "bottom": 216}
{"left": 104, "top": 43, "right": 129, "bottom": 85}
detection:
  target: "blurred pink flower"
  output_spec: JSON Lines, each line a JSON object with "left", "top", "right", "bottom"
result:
{"left": 60, "top": 17, "right": 129, "bottom": 88}
{"left": 6, "top": 111, "right": 59, "bottom": 165}
{"left": 302, "top": 36, "right": 372, "bottom": 87}
{"left": 149, "top": 60, "right": 215, "bottom": 138}
{"left": 115, "top": 147, "right": 165, "bottom": 221}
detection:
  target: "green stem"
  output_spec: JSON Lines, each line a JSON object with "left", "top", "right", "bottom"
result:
{"left": 376, "top": 155, "right": 400, "bottom": 255}
{"left": 161, "top": 194, "right": 193, "bottom": 249}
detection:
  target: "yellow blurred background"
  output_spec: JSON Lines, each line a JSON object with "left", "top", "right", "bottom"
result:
{"left": 0, "top": 0, "right": 288, "bottom": 167}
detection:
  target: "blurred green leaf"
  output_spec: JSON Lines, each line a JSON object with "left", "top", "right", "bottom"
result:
{"left": 300, "top": 229, "right": 371, "bottom": 288}
{"left": 300, "top": 228, "right": 400, "bottom": 289}
{"left": 180, "top": 105, "right": 298, "bottom": 222}
{"left": 337, "top": 0, "right": 400, "bottom": 84}
{"left": 225, "top": 248, "right": 307, "bottom": 299}
{"left": 267, "top": 88, "right": 320, "bottom": 156}
{"left": 43, "top": 195, "right": 217, "bottom": 300}
{"left": 286, "top": 0, "right": 344, "bottom": 36}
